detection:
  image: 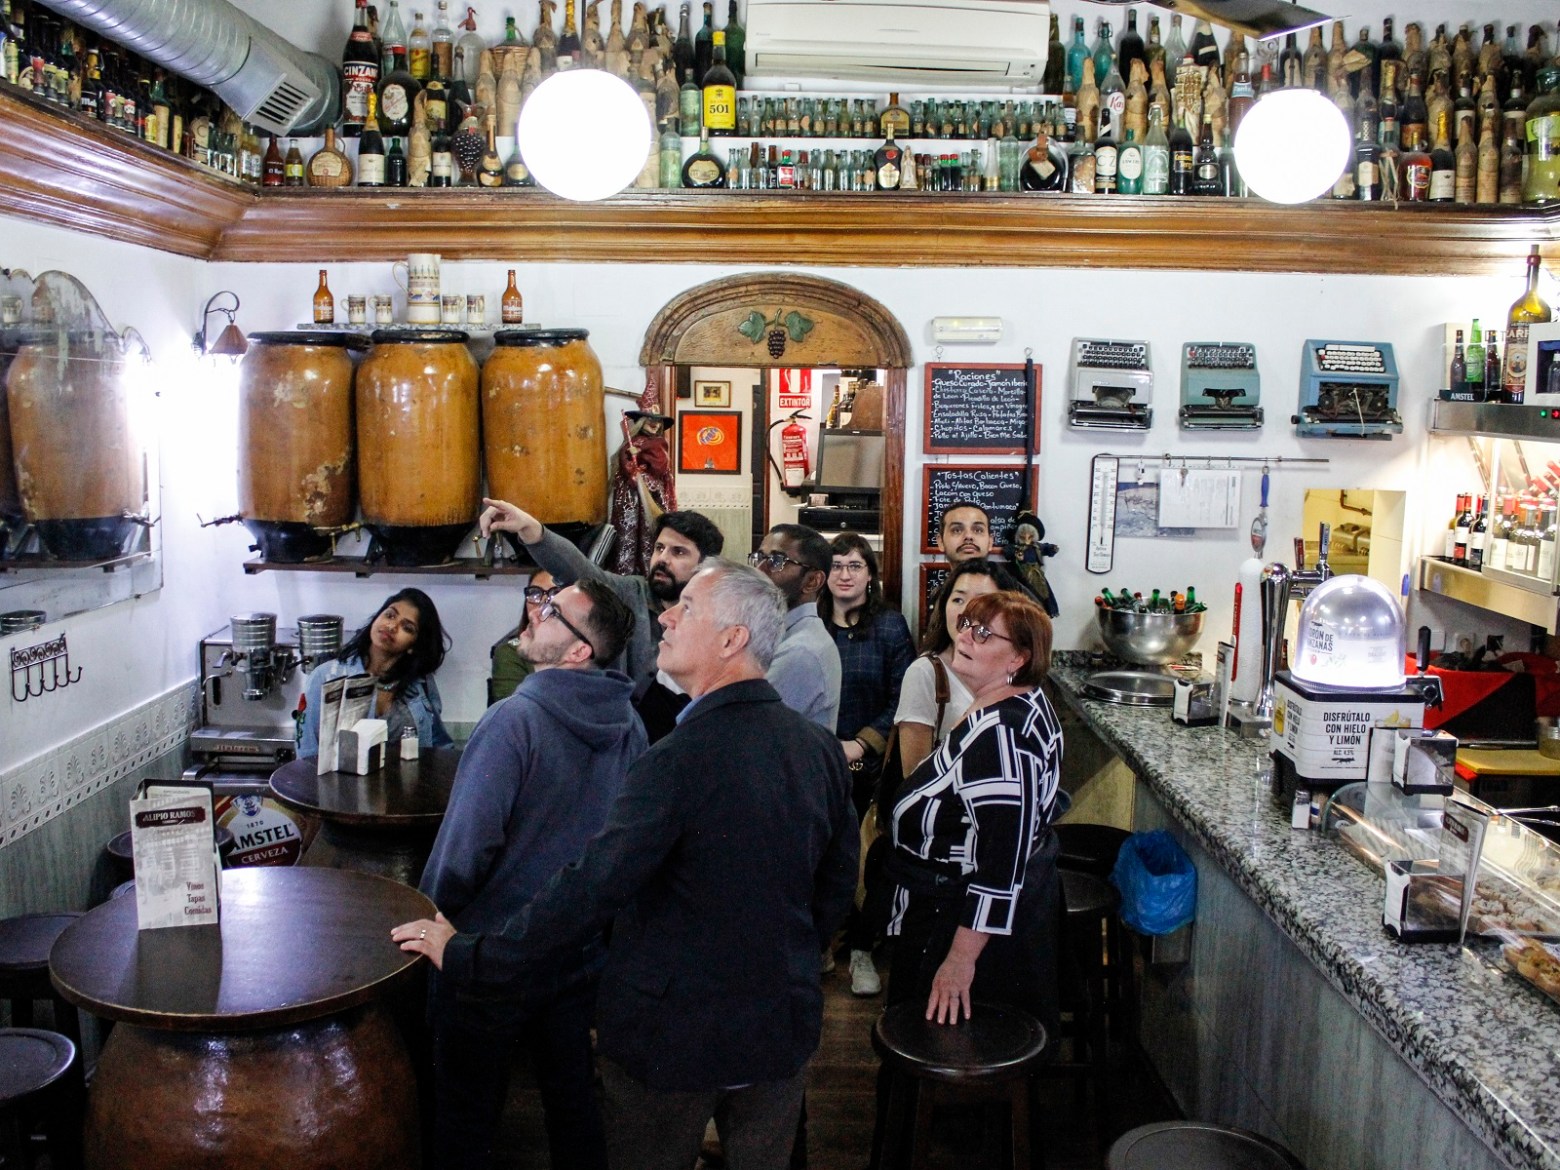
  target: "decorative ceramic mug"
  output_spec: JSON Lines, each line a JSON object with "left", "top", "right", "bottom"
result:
{"left": 466, "top": 294, "right": 485, "bottom": 326}
{"left": 346, "top": 295, "right": 367, "bottom": 325}
{"left": 392, "top": 253, "right": 441, "bottom": 324}
{"left": 372, "top": 294, "right": 394, "bottom": 325}
{"left": 441, "top": 294, "right": 464, "bottom": 324}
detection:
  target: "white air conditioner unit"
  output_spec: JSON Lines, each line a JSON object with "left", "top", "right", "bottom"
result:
{"left": 745, "top": 0, "right": 1050, "bottom": 87}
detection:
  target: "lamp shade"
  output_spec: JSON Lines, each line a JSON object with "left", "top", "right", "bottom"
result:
{"left": 211, "top": 320, "right": 249, "bottom": 358}
{"left": 516, "top": 70, "right": 652, "bottom": 201}
{"left": 1233, "top": 89, "right": 1352, "bottom": 205}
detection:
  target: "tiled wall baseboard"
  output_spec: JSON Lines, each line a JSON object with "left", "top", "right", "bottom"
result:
{"left": 2, "top": 682, "right": 200, "bottom": 846}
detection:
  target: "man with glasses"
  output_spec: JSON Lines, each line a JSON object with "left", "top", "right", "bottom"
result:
{"left": 395, "top": 561, "right": 857, "bottom": 1170}
{"left": 749, "top": 523, "right": 842, "bottom": 732}
{"left": 419, "top": 579, "right": 646, "bottom": 1170}
{"left": 478, "top": 496, "right": 725, "bottom": 740}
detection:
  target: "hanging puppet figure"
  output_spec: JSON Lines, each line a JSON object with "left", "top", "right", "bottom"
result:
{"left": 1010, "top": 511, "right": 1060, "bottom": 618}
{"left": 607, "top": 386, "right": 677, "bottom": 576}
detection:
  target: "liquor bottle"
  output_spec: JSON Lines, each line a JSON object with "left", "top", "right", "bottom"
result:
{"left": 501, "top": 270, "right": 524, "bottom": 323}
{"left": 723, "top": 0, "right": 744, "bottom": 89}
{"left": 1042, "top": 13, "right": 1064, "bottom": 96}
{"left": 1020, "top": 126, "right": 1068, "bottom": 191}
{"left": 1168, "top": 111, "right": 1194, "bottom": 194}
{"left": 378, "top": 46, "right": 420, "bottom": 136}
{"left": 1500, "top": 123, "right": 1525, "bottom": 205}
{"left": 1116, "top": 125, "right": 1143, "bottom": 194}
{"left": 1469, "top": 497, "right": 1488, "bottom": 571}
{"left": 880, "top": 92, "right": 910, "bottom": 138}
{"left": 1477, "top": 113, "right": 1500, "bottom": 203}
{"left": 341, "top": 0, "right": 382, "bottom": 137}
{"left": 1068, "top": 133, "right": 1096, "bottom": 194}
{"left": 654, "top": 56, "right": 679, "bottom": 127}
{"left": 1485, "top": 331, "right": 1503, "bottom": 399}
{"left": 386, "top": 135, "right": 409, "bottom": 185}
{"left": 1141, "top": 102, "right": 1169, "bottom": 194}
{"left": 1378, "top": 61, "right": 1401, "bottom": 149}
{"left": 1467, "top": 320, "right": 1486, "bottom": 399}
{"left": 1454, "top": 494, "right": 1472, "bottom": 564}
{"left": 432, "top": 0, "right": 455, "bottom": 77}
{"left": 1092, "top": 19, "right": 1115, "bottom": 93}
{"left": 1093, "top": 107, "right": 1118, "bottom": 193}
{"left": 1163, "top": 14, "right": 1187, "bottom": 79}
{"left": 1191, "top": 112, "right": 1221, "bottom": 195}
{"left": 380, "top": 0, "right": 407, "bottom": 74}
{"left": 477, "top": 113, "right": 504, "bottom": 186}
{"left": 283, "top": 139, "right": 305, "bottom": 185}
{"left": 681, "top": 126, "right": 725, "bottom": 187}
{"left": 1145, "top": 16, "right": 1164, "bottom": 74}
{"left": 262, "top": 136, "right": 286, "bottom": 186}
{"left": 1443, "top": 493, "right": 1464, "bottom": 559}
{"left": 1401, "top": 70, "right": 1428, "bottom": 150}
{"left": 1427, "top": 116, "right": 1455, "bottom": 201}
{"left": 408, "top": 9, "right": 431, "bottom": 80}
{"left": 700, "top": 29, "right": 735, "bottom": 135}
{"left": 1098, "top": 53, "right": 1126, "bottom": 142}
{"left": 1502, "top": 247, "right": 1553, "bottom": 402}
{"left": 428, "top": 111, "right": 454, "bottom": 185}
{"left": 358, "top": 93, "right": 387, "bottom": 185}
{"left": 313, "top": 270, "right": 335, "bottom": 325}
{"left": 1523, "top": 68, "right": 1560, "bottom": 205}
{"left": 672, "top": 2, "right": 693, "bottom": 82}
{"left": 1229, "top": 54, "right": 1255, "bottom": 137}
{"left": 1453, "top": 116, "right": 1476, "bottom": 203}
{"left": 1447, "top": 330, "right": 1469, "bottom": 400}
{"left": 693, "top": 0, "right": 712, "bottom": 82}
{"left": 865, "top": 130, "right": 897, "bottom": 190}
{"left": 501, "top": 134, "right": 533, "bottom": 185}
{"left": 1354, "top": 109, "right": 1382, "bottom": 200}
{"left": 1117, "top": 9, "right": 1146, "bottom": 96}
{"left": 678, "top": 66, "right": 700, "bottom": 137}
{"left": 307, "top": 127, "right": 354, "bottom": 185}
{"left": 1189, "top": 20, "right": 1219, "bottom": 70}
{"left": 657, "top": 116, "right": 681, "bottom": 186}
{"left": 1066, "top": 16, "right": 1089, "bottom": 95}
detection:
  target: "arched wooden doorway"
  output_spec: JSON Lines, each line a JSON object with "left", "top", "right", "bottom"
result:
{"left": 639, "top": 273, "right": 914, "bottom": 599}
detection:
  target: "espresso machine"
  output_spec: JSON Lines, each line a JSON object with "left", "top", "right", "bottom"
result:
{"left": 183, "top": 613, "right": 342, "bottom": 866}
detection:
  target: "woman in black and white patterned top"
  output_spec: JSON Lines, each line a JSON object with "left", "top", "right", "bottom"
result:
{"left": 882, "top": 589, "right": 1063, "bottom": 1031}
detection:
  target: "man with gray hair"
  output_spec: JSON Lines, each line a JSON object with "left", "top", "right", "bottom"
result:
{"left": 394, "top": 560, "right": 858, "bottom": 1170}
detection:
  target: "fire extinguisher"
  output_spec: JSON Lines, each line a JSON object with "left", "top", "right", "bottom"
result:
{"left": 767, "top": 411, "right": 812, "bottom": 496}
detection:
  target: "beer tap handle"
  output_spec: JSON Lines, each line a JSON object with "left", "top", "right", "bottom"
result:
{"left": 1293, "top": 537, "right": 1306, "bottom": 571}
{"left": 1317, "top": 522, "right": 1332, "bottom": 569}
{"left": 1417, "top": 626, "right": 1432, "bottom": 674}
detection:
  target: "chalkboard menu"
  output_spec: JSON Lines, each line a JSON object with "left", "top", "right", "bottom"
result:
{"left": 919, "top": 563, "right": 951, "bottom": 622}
{"left": 920, "top": 464, "right": 1039, "bottom": 553}
{"left": 923, "top": 363, "right": 1040, "bottom": 455}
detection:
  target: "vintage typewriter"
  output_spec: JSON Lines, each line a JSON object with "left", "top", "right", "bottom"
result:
{"left": 1293, "top": 340, "right": 1403, "bottom": 439}
{"left": 1178, "top": 342, "right": 1263, "bottom": 430}
{"left": 1068, "top": 338, "right": 1153, "bottom": 430}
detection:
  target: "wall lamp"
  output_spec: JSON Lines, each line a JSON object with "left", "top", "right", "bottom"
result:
{"left": 193, "top": 291, "right": 248, "bottom": 361}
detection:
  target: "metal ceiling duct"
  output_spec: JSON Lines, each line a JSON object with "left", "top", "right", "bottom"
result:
{"left": 33, "top": 0, "right": 339, "bottom": 134}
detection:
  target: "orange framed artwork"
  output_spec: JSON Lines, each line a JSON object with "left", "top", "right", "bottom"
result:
{"left": 677, "top": 410, "right": 744, "bottom": 475}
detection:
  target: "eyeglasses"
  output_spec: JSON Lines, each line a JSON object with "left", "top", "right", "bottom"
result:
{"left": 538, "top": 597, "right": 596, "bottom": 658}
{"left": 748, "top": 550, "right": 813, "bottom": 573}
{"left": 830, "top": 560, "right": 869, "bottom": 575}
{"left": 957, "top": 614, "right": 1013, "bottom": 645}
{"left": 524, "top": 584, "right": 561, "bottom": 603}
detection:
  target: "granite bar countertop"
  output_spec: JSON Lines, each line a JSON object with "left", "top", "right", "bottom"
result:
{"left": 1047, "top": 660, "right": 1560, "bottom": 1170}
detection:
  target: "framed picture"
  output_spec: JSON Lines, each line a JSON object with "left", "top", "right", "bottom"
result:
{"left": 694, "top": 380, "right": 732, "bottom": 408}
{"left": 678, "top": 410, "right": 744, "bottom": 475}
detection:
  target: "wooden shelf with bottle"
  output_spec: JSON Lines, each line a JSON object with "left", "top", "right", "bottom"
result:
{"left": 3, "top": 88, "right": 1557, "bottom": 275}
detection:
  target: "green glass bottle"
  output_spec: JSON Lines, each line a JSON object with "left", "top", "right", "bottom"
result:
{"left": 659, "top": 117, "right": 683, "bottom": 187}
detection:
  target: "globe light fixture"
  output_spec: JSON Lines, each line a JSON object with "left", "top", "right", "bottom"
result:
{"left": 1233, "top": 89, "right": 1352, "bottom": 205}
{"left": 516, "top": 69, "right": 652, "bottom": 202}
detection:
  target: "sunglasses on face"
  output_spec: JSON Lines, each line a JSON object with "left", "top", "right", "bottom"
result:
{"left": 747, "top": 550, "right": 812, "bottom": 573}
{"left": 524, "top": 584, "right": 560, "bottom": 604}
{"left": 538, "top": 597, "right": 596, "bottom": 658}
{"left": 957, "top": 614, "right": 1013, "bottom": 645}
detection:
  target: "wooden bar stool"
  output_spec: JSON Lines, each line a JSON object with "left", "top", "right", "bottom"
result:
{"left": 0, "top": 914, "right": 83, "bottom": 1047}
{"left": 0, "top": 1027, "right": 84, "bottom": 1170}
{"left": 1107, "top": 1121, "right": 1305, "bottom": 1169}
{"left": 872, "top": 1000, "right": 1048, "bottom": 1170}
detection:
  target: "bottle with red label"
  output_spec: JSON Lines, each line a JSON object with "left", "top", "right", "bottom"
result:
{"left": 341, "top": 0, "right": 381, "bottom": 137}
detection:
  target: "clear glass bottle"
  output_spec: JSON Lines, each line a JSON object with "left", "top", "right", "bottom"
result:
{"left": 1142, "top": 101, "right": 1170, "bottom": 194}
{"left": 432, "top": 0, "right": 455, "bottom": 78}
{"left": 408, "top": 9, "right": 431, "bottom": 80}
{"left": 658, "top": 117, "right": 682, "bottom": 187}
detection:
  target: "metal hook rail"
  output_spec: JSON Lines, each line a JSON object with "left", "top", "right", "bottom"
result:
{"left": 10, "top": 633, "right": 82, "bottom": 703}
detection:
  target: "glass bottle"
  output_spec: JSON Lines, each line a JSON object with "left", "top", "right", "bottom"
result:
{"left": 1092, "top": 19, "right": 1115, "bottom": 93}
{"left": 1453, "top": 113, "right": 1477, "bottom": 203}
{"left": 557, "top": 0, "right": 580, "bottom": 59}
{"left": 283, "top": 138, "right": 305, "bottom": 185}
{"left": 432, "top": 0, "right": 455, "bottom": 78}
{"left": 1489, "top": 498, "right": 1516, "bottom": 572}
{"left": 1466, "top": 320, "right": 1486, "bottom": 399}
{"left": 700, "top": 28, "right": 735, "bottom": 135}
{"left": 378, "top": 46, "right": 420, "bottom": 136}
{"left": 1400, "top": 69, "right": 1428, "bottom": 150}
{"left": 313, "top": 270, "right": 335, "bottom": 325}
{"left": 1163, "top": 14, "right": 1187, "bottom": 78}
{"left": 1093, "top": 107, "right": 1118, "bottom": 193}
{"left": 681, "top": 126, "right": 725, "bottom": 187}
{"left": 1141, "top": 102, "right": 1169, "bottom": 194}
{"left": 342, "top": 0, "right": 381, "bottom": 137}
{"left": 1099, "top": 52, "right": 1126, "bottom": 143}
{"left": 429, "top": 111, "right": 454, "bottom": 186}
{"left": 1042, "top": 13, "right": 1064, "bottom": 96}
{"left": 477, "top": 113, "right": 504, "bottom": 185}
{"left": 658, "top": 116, "right": 681, "bottom": 186}
{"left": 881, "top": 92, "right": 910, "bottom": 138}
{"left": 1116, "top": 125, "right": 1143, "bottom": 194}
{"left": 1191, "top": 112, "right": 1221, "bottom": 195}
{"left": 1469, "top": 496, "right": 1488, "bottom": 571}
{"left": 1522, "top": 67, "right": 1560, "bottom": 205}
{"left": 1505, "top": 246, "right": 1555, "bottom": 402}
{"left": 380, "top": 0, "right": 408, "bottom": 75}
{"left": 1168, "top": 110, "right": 1194, "bottom": 194}
{"left": 693, "top": 0, "right": 713, "bottom": 82}
{"left": 1540, "top": 505, "right": 1559, "bottom": 583}
{"left": 502, "top": 270, "right": 524, "bottom": 323}
{"left": 1454, "top": 495, "right": 1472, "bottom": 564}
{"left": 262, "top": 136, "right": 285, "bottom": 186}
{"left": 1427, "top": 116, "right": 1455, "bottom": 201}
{"left": 1189, "top": 19, "right": 1219, "bottom": 69}
{"left": 1444, "top": 492, "right": 1466, "bottom": 558}
{"left": 306, "top": 127, "right": 354, "bottom": 186}
{"left": 1354, "top": 108, "right": 1382, "bottom": 200}
{"left": 678, "top": 66, "right": 700, "bottom": 137}
{"left": 502, "top": 137, "right": 533, "bottom": 185}
{"left": 672, "top": 3, "right": 694, "bottom": 83}
{"left": 1068, "top": 133, "right": 1096, "bottom": 193}
{"left": 873, "top": 129, "right": 903, "bottom": 190}
{"left": 386, "top": 135, "right": 409, "bottom": 185}
{"left": 1447, "top": 330, "right": 1469, "bottom": 399}
{"left": 408, "top": 9, "right": 431, "bottom": 80}
{"left": 1066, "top": 16, "right": 1089, "bottom": 95}
{"left": 1484, "top": 332, "right": 1502, "bottom": 403}
{"left": 358, "top": 93, "right": 387, "bottom": 185}
{"left": 1117, "top": 8, "right": 1146, "bottom": 96}
{"left": 723, "top": 0, "right": 745, "bottom": 90}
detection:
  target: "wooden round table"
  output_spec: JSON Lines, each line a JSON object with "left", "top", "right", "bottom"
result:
{"left": 50, "top": 867, "right": 434, "bottom": 1170}
{"left": 269, "top": 747, "right": 461, "bottom": 885}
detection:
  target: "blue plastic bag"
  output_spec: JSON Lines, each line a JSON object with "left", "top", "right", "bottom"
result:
{"left": 1110, "top": 830, "right": 1197, "bottom": 935}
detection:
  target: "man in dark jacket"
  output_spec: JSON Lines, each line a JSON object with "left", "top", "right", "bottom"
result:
{"left": 418, "top": 578, "right": 646, "bottom": 1170}
{"left": 396, "top": 561, "right": 859, "bottom": 1170}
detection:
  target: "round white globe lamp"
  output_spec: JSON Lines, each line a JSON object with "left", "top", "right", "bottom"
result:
{"left": 1233, "top": 89, "right": 1352, "bottom": 205}
{"left": 515, "top": 69, "right": 652, "bottom": 201}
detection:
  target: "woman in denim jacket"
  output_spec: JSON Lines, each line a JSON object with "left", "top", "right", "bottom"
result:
{"left": 298, "top": 587, "right": 454, "bottom": 756}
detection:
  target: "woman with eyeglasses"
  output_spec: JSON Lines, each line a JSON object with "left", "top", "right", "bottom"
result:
{"left": 817, "top": 532, "right": 914, "bottom": 997}
{"left": 489, "top": 570, "right": 558, "bottom": 704}
{"left": 878, "top": 589, "right": 1062, "bottom": 1034}
{"left": 298, "top": 587, "right": 454, "bottom": 757}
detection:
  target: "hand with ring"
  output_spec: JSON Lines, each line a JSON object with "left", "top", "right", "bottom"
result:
{"left": 392, "top": 912, "right": 456, "bottom": 969}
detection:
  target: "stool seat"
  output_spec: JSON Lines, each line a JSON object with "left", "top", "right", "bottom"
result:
{"left": 1055, "top": 823, "right": 1132, "bottom": 877}
{"left": 1107, "top": 1121, "right": 1306, "bottom": 1169}
{"left": 0, "top": 1029, "right": 75, "bottom": 1108}
{"left": 1061, "top": 869, "right": 1121, "bottom": 920}
{"left": 0, "top": 914, "right": 81, "bottom": 979}
{"left": 874, "top": 1002, "right": 1048, "bottom": 1085}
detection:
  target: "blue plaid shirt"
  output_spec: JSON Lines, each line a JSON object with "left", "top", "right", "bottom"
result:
{"left": 827, "top": 608, "right": 915, "bottom": 752}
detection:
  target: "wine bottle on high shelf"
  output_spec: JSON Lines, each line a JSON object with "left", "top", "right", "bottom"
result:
{"left": 1168, "top": 109, "right": 1194, "bottom": 194}
{"left": 672, "top": 2, "right": 694, "bottom": 83}
{"left": 313, "top": 270, "right": 335, "bottom": 326}
{"left": 1117, "top": 9, "right": 1145, "bottom": 97}
{"left": 1191, "top": 112, "right": 1222, "bottom": 195}
{"left": 1093, "top": 107, "right": 1118, "bottom": 194}
{"left": 358, "top": 93, "right": 387, "bottom": 186}
{"left": 428, "top": 110, "right": 454, "bottom": 185}
{"left": 1042, "top": 13, "right": 1064, "bottom": 96}
{"left": 1469, "top": 497, "right": 1488, "bottom": 571}
{"left": 1485, "top": 331, "right": 1503, "bottom": 400}
{"left": 701, "top": 29, "right": 735, "bottom": 135}
{"left": 724, "top": 0, "right": 745, "bottom": 89}
{"left": 557, "top": 0, "right": 581, "bottom": 59}
{"left": 342, "top": 0, "right": 380, "bottom": 137}
{"left": 1427, "top": 116, "right": 1455, "bottom": 201}
{"left": 1504, "top": 247, "right": 1554, "bottom": 403}
{"left": 1454, "top": 494, "right": 1472, "bottom": 564}
{"left": 693, "top": 1, "right": 713, "bottom": 83}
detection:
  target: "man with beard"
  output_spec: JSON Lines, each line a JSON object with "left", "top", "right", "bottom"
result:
{"left": 479, "top": 496, "right": 724, "bottom": 740}
{"left": 749, "top": 524, "right": 841, "bottom": 732}
{"left": 938, "top": 500, "right": 993, "bottom": 566}
{"left": 419, "top": 579, "right": 645, "bottom": 1170}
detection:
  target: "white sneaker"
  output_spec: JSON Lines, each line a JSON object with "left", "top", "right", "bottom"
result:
{"left": 849, "top": 949, "right": 881, "bottom": 996}
{"left": 821, "top": 949, "right": 836, "bottom": 974}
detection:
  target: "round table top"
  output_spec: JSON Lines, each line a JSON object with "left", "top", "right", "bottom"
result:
{"left": 0, "top": 912, "right": 81, "bottom": 973}
{"left": 873, "top": 1001, "right": 1048, "bottom": 1084}
{"left": 269, "top": 746, "right": 461, "bottom": 829}
{"left": 49, "top": 867, "right": 433, "bottom": 1032}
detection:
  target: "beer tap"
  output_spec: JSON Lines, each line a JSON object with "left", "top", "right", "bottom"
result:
{"left": 1289, "top": 522, "right": 1333, "bottom": 603}
{"left": 1406, "top": 625, "right": 1445, "bottom": 711}
{"left": 1251, "top": 523, "right": 1333, "bottom": 724}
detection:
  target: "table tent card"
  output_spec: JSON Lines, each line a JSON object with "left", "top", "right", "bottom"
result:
{"left": 129, "top": 779, "right": 221, "bottom": 930}
{"left": 316, "top": 674, "right": 376, "bottom": 774}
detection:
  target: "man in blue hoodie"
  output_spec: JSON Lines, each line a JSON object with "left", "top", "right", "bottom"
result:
{"left": 418, "top": 578, "right": 646, "bottom": 1170}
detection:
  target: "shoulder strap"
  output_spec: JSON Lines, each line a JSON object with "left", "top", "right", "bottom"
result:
{"left": 928, "top": 653, "right": 950, "bottom": 736}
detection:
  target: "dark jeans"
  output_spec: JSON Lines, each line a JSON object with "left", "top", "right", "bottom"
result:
{"left": 430, "top": 968, "right": 607, "bottom": 1170}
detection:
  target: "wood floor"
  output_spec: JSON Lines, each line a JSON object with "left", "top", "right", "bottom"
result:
{"left": 491, "top": 954, "right": 1181, "bottom": 1169}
